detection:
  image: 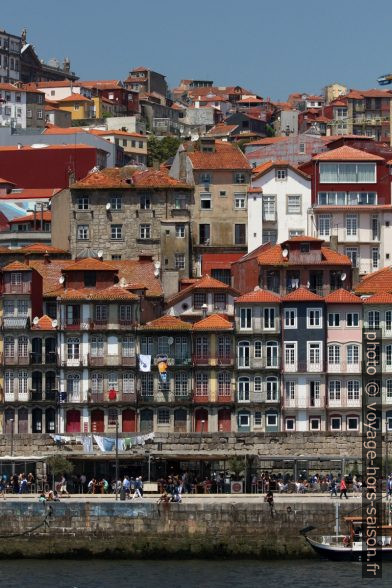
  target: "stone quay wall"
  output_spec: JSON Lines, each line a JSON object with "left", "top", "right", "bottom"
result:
{"left": 0, "top": 500, "right": 368, "bottom": 559}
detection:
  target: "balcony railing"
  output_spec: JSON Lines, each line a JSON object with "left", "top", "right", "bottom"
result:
{"left": 90, "top": 319, "right": 108, "bottom": 330}
{"left": 89, "top": 391, "right": 137, "bottom": 403}
{"left": 216, "top": 354, "right": 235, "bottom": 366}
{"left": 217, "top": 392, "right": 235, "bottom": 402}
{"left": 328, "top": 395, "right": 361, "bottom": 408}
{"left": 87, "top": 354, "right": 136, "bottom": 367}
{"left": 62, "top": 319, "right": 80, "bottom": 330}
{"left": 3, "top": 283, "right": 31, "bottom": 294}
{"left": 327, "top": 362, "right": 361, "bottom": 373}
{"left": 192, "top": 354, "right": 210, "bottom": 366}
{"left": 283, "top": 362, "right": 323, "bottom": 373}
{"left": 284, "top": 396, "right": 324, "bottom": 408}
{"left": 1, "top": 353, "right": 30, "bottom": 366}
{"left": 2, "top": 316, "right": 29, "bottom": 329}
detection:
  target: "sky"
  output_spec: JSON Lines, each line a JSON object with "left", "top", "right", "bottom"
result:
{"left": 2, "top": 0, "right": 392, "bottom": 100}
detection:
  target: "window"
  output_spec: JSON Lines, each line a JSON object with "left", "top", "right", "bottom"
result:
{"left": 123, "top": 372, "right": 135, "bottom": 394}
{"left": 218, "top": 372, "right": 231, "bottom": 397}
{"left": 347, "top": 416, "right": 359, "bottom": 431}
{"left": 266, "top": 377, "right": 278, "bottom": 401}
{"left": 66, "top": 374, "right": 80, "bottom": 398}
{"left": 275, "top": 168, "right": 287, "bottom": 180}
{"left": 119, "top": 305, "right": 133, "bottom": 324}
{"left": 372, "top": 215, "right": 379, "bottom": 240}
{"left": 238, "top": 377, "right": 250, "bottom": 401}
{"left": 37, "top": 110, "right": 43, "bottom": 119}
{"left": 139, "top": 193, "right": 150, "bottom": 209}
{"left": 139, "top": 224, "right": 151, "bottom": 239}
{"left": 307, "top": 308, "right": 322, "bottom": 328}
{"left": 141, "top": 373, "right": 153, "bottom": 396}
{"left": 308, "top": 343, "right": 321, "bottom": 366}
{"left": 254, "top": 376, "right": 262, "bottom": 393}
{"left": 234, "top": 194, "right": 246, "bottom": 209}
{"left": 285, "top": 381, "right": 295, "bottom": 401}
{"left": 3, "top": 300, "right": 14, "bottom": 316}
{"left": 386, "top": 380, "right": 392, "bottom": 398}
{"left": 347, "top": 380, "right": 360, "bottom": 402}
{"left": 111, "top": 195, "right": 122, "bottom": 210}
{"left": 266, "top": 341, "right": 278, "bottom": 368}
{"left": 195, "top": 372, "right": 208, "bottom": 396}
{"left": 211, "top": 269, "right": 231, "bottom": 285}
{"left": 11, "top": 272, "right": 22, "bottom": 285}
{"left": 175, "top": 224, "right": 185, "bottom": 238}
{"left": 220, "top": 191, "right": 226, "bottom": 197}
{"left": 264, "top": 307, "right": 275, "bottom": 330}
{"left": 91, "top": 335, "right": 104, "bottom": 357}
{"left": 4, "top": 336, "right": 14, "bottom": 358}
{"left": 266, "top": 414, "right": 277, "bottom": 427}
{"left": 238, "top": 341, "right": 250, "bottom": 368}
{"left": 372, "top": 247, "right": 379, "bottom": 270}
{"left": 195, "top": 336, "right": 208, "bottom": 358}
{"left": 95, "top": 305, "right": 108, "bottom": 323}
{"left": 329, "top": 380, "right": 341, "bottom": 400}
{"left": 284, "top": 308, "right": 297, "bottom": 328}
{"left": 346, "top": 313, "right": 359, "bottom": 327}
{"left": 263, "top": 195, "right": 276, "bottom": 221}
{"left": 255, "top": 411, "right": 262, "bottom": 426}
{"left": 386, "top": 311, "right": 392, "bottom": 333}
{"left": 158, "top": 408, "right": 170, "bottom": 425}
{"left": 330, "top": 416, "right": 341, "bottom": 431}
{"left": 262, "top": 229, "right": 277, "bottom": 244}
{"left": 175, "top": 336, "right": 189, "bottom": 360}
{"left": 234, "top": 172, "right": 246, "bottom": 184}
{"left": 318, "top": 214, "right": 331, "bottom": 237}
{"left": 346, "top": 214, "right": 358, "bottom": 236}
{"left": 18, "top": 371, "right": 28, "bottom": 396}
{"left": 67, "top": 338, "right": 80, "bottom": 360}
{"left": 286, "top": 417, "right": 295, "bottom": 431}
{"left": 347, "top": 344, "right": 359, "bottom": 365}
{"left": 386, "top": 344, "right": 392, "bottom": 367}
{"left": 77, "top": 196, "right": 89, "bottom": 210}
{"left": 368, "top": 311, "right": 380, "bottom": 329}
{"left": 18, "top": 336, "right": 28, "bottom": 358}
{"left": 254, "top": 340, "right": 262, "bottom": 359}
{"left": 235, "top": 224, "right": 246, "bottom": 244}
{"left": 284, "top": 343, "right": 296, "bottom": 367}
{"left": 175, "top": 254, "right": 185, "bottom": 270}
{"left": 200, "top": 193, "right": 211, "bottom": 209}
{"left": 199, "top": 224, "right": 210, "bottom": 244}
{"left": 77, "top": 225, "right": 89, "bottom": 240}
{"left": 289, "top": 230, "right": 304, "bottom": 238}
{"left": 193, "top": 293, "right": 207, "bottom": 309}
{"left": 84, "top": 271, "right": 96, "bottom": 288}
{"left": 319, "top": 163, "right": 376, "bottom": 183}
{"left": 4, "top": 372, "right": 14, "bottom": 395}
{"left": 200, "top": 173, "right": 212, "bottom": 184}
{"left": 240, "top": 308, "right": 252, "bottom": 329}
{"left": 122, "top": 336, "right": 135, "bottom": 357}
{"left": 111, "top": 224, "right": 122, "bottom": 240}
{"left": 345, "top": 247, "right": 358, "bottom": 268}
{"left": 238, "top": 412, "right": 250, "bottom": 427}
{"left": 310, "top": 417, "right": 320, "bottom": 431}
{"left": 328, "top": 313, "right": 340, "bottom": 327}
{"left": 112, "top": 255, "right": 122, "bottom": 260}
{"left": 175, "top": 372, "right": 188, "bottom": 396}
{"left": 214, "top": 293, "right": 226, "bottom": 310}
{"left": 328, "top": 344, "right": 340, "bottom": 365}
{"left": 287, "top": 195, "right": 302, "bottom": 214}
{"left": 74, "top": 104, "right": 79, "bottom": 110}
{"left": 17, "top": 300, "right": 28, "bottom": 315}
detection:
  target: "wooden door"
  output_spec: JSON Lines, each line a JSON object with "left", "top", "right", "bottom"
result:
{"left": 66, "top": 410, "right": 81, "bottom": 433}
{"left": 122, "top": 409, "right": 136, "bottom": 433}
{"left": 194, "top": 408, "right": 208, "bottom": 432}
{"left": 91, "top": 409, "right": 105, "bottom": 433}
{"left": 218, "top": 408, "right": 231, "bottom": 432}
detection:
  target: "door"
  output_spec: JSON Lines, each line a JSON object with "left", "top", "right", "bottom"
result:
{"left": 140, "top": 409, "right": 153, "bottom": 433}
{"left": 32, "top": 408, "right": 42, "bottom": 433}
{"left": 174, "top": 408, "right": 187, "bottom": 432}
{"left": 4, "top": 409, "right": 15, "bottom": 434}
{"left": 31, "top": 337, "right": 42, "bottom": 363}
{"left": 122, "top": 409, "right": 136, "bottom": 433}
{"left": 45, "top": 337, "right": 57, "bottom": 364}
{"left": 45, "top": 407, "right": 56, "bottom": 433}
{"left": 66, "top": 409, "right": 81, "bottom": 433}
{"left": 91, "top": 409, "right": 105, "bottom": 433}
{"left": 218, "top": 408, "right": 231, "bottom": 432}
{"left": 194, "top": 408, "right": 208, "bottom": 432}
{"left": 18, "top": 408, "right": 28, "bottom": 433}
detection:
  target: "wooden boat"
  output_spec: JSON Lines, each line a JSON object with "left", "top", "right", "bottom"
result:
{"left": 304, "top": 516, "right": 392, "bottom": 562}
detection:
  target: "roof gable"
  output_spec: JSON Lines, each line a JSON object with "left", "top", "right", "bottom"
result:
{"left": 141, "top": 315, "right": 192, "bottom": 330}
{"left": 324, "top": 288, "right": 362, "bottom": 304}
{"left": 313, "top": 145, "right": 384, "bottom": 161}
{"left": 282, "top": 287, "right": 324, "bottom": 302}
{"left": 193, "top": 314, "right": 233, "bottom": 330}
{"left": 235, "top": 289, "right": 281, "bottom": 303}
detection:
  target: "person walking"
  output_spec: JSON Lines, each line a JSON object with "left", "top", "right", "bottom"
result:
{"left": 340, "top": 477, "right": 348, "bottom": 499}
{"left": 132, "top": 477, "right": 143, "bottom": 499}
{"left": 387, "top": 474, "right": 392, "bottom": 501}
{"left": 330, "top": 478, "right": 337, "bottom": 498}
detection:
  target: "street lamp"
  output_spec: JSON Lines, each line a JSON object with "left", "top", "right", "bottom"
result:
{"left": 9, "top": 418, "right": 14, "bottom": 476}
{"left": 115, "top": 417, "right": 119, "bottom": 501}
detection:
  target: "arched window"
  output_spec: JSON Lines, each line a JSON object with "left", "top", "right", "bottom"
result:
{"left": 18, "top": 336, "right": 28, "bottom": 358}
{"left": 347, "top": 344, "right": 359, "bottom": 365}
{"left": 66, "top": 373, "right": 80, "bottom": 401}
{"left": 266, "top": 376, "right": 278, "bottom": 401}
{"left": 238, "top": 377, "right": 250, "bottom": 402}
{"left": 266, "top": 341, "right": 278, "bottom": 368}
{"left": 254, "top": 340, "right": 262, "bottom": 359}
{"left": 91, "top": 335, "right": 104, "bottom": 357}
{"left": 4, "top": 336, "right": 14, "bottom": 358}
{"left": 122, "top": 372, "right": 135, "bottom": 395}
{"left": 329, "top": 380, "right": 341, "bottom": 400}
{"left": 237, "top": 341, "right": 250, "bottom": 368}
{"left": 328, "top": 344, "right": 341, "bottom": 365}
{"left": 386, "top": 344, "right": 392, "bottom": 367}
{"left": 67, "top": 337, "right": 80, "bottom": 359}
{"left": 175, "top": 372, "right": 188, "bottom": 397}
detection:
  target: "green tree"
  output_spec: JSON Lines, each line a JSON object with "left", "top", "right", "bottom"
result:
{"left": 147, "top": 135, "right": 181, "bottom": 167}
{"left": 228, "top": 457, "right": 245, "bottom": 480}
{"left": 46, "top": 455, "right": 74, "bottom": 489}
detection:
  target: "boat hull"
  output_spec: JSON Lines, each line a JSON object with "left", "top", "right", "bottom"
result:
{"left": 306, "top": 537, "right": 392, "bottom": 562}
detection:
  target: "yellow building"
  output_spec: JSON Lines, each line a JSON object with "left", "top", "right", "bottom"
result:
{"left": 57, "top": 93, "right": 95, "bottom": 121}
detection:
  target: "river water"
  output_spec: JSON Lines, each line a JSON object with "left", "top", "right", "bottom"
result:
{"left": 1, "top": 559, "right": 391, "bottom": 587}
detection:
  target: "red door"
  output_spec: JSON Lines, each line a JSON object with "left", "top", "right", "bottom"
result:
{"left": 194, "top": 408, "right": 208, "bottom": 432}
{"left": 218, "top": 408, "right": 231, "bottom": 432}
{"left": 66, "top": 410, "right": 81, "bottom": 433}
{"left": 122, "top": 409, "right": 136, "bottom": 433}
{"left": 91, "top": 409, "right": 105, "bottom": 433}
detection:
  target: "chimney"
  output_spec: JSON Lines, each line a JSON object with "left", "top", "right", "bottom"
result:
{"left": 43, "top": 253, "right": 51, "bottom": 265}
{"left": 24, "top": 254, "right": 30, "bottom": 266}
{"left": 329, "top": 235, "right": 338, "bottom": 252}
{"left": 179, "top": 149, "right": 187, "bottom": 183}
{"left": 17, "top": 143, "right": 22, "bottom": 150}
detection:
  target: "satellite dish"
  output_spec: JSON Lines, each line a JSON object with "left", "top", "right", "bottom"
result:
{"left": 59, "top": 275, "right": 65, "bottom": 284}
{"left": 106, "top": 202, "right": 111, "bottom": 211}
{"left": 167, "top": 337, "right": 174, "bottom": 345}
{"left": 52, "top": 319, "right": 58, "bottom": 328}
{"left": 306, "top": 281, "right": 310, "bottom": 288}
{"left": 97, "top": 250, "right": 103, "bottom": 259}
{"left": 120, "top": 277, "right": 127, "bottom": 287}
{"left": 154, "top": 260, "right": 161, "bottom": 270}
{"left": 254, "top": 285, "right": 260, "bottom": 291}
{"left": 341, "top": 273, "right": 347, "bottom": 281}
{"left": 282, "top": 248, "right": 289, "bottom": 258}
{"left": 154, "top": 269, "right": 160, "bottom": 277}
{"left": 33, "top": 316, "right": 39, "bottom": 325}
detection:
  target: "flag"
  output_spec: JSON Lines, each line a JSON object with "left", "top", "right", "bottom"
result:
{"left": 139, "top": 354, "right": 151, "bottom": 372}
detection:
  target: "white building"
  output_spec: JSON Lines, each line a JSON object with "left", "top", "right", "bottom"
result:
{"left": 247, "top": 161, "right": 311, "bottom": 251}
{"left": 0, "top": 83, "right": 45, "bottom": 129}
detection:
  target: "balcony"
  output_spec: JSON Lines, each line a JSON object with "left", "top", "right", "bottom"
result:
{"left": 284, "top": 396, "right": 324, "bottom": 409}
{"left": 3, "top": 283, "right": 31, "bottom": 294}
{"left": 263, "top": 211, "right": 277, "bottom": 222}
{"left": 284, "top": 362, "right": 323, "bottom": 373}
{"left": 216, "top": 354, "right": 235, "bottom": 367}
{"left": 170, "top": 207, "right": 190, "bottom": 218}
{"left": 62, "top": 319, "right": 81, "bottom": 330}
{"left": 328, "top": 394, "right": 361, "bottom": 408}
{"left": 192, "top": 354, "right": 210, "bottom": 366}
{"left": 90, "top": 319, "right": 108, "bottom": 330}
{"left": 61, "top": 356, "right": 87, "bottom": 368}
{"left": 193, "top": 393, "right": 210, "bottom": 403}
{"left": 1, "top": 353, "right": 30, "bottom": 366}
{"left": 217, "top": 391, "right": 235, "bottom": 403}
{"left": 2, "top": 316, "right": 29, "bottom": 329}
{"left": 327, "top": 362, "right": 361, "bottom": 374}
{"left": 89, "top": 391, "right": 137, "bottom": 404}
{"left": 118, "top": 320, "right": 137, "bottom": 330}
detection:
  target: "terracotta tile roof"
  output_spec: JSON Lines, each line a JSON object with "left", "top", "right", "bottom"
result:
{"left": 2, "top": 260, "right": 31, "bottom": 271}
{"left": 355, "top": 267, "right": 392, "bottom": 295}
{"left": 235, "top": 289, "right": 281, "bottom": 303}
{"left": 19, "top": 243, "right": 68, "bottom": 254}
{"left": 206, "top": 124, "right": 239, "bottom": 136}
{"left": 9, "top": 211, "right": 51, "bottom": 224}
{"left": 0, "top": 145, "right": 94, "bottom": 153}
{"left": 58, "top": 93, "right": 93, "bottom": 103}
{"left": 252, "top": 160, "right": 310, "bottom": 180}
{"left": 140, "top": 315, "right": 192, "bottom": 330}
{"left": 256, "top": 244, "right": 351, "bottom": 266}
{"left": 187, "top": 142, "right": 251, "bottom": 171}
{"left": 49, "top": 285, "right": 139, "bottom": 301}
{"left": 0, "top": 189, "right": 61, "bottom": 200}
{"left": 77, "top": 80, "right": 123, "bottom": 89}
{"left": 65, "top": 258, "right": 114, "bottom": 272}
{"left": 43, "top": 127, "right": 87, "bottom": 135}
{"left": 72, "top": 167, "right": 192, "bottom": 190}
{"left": 0, "top": 177, "right": 15, "bottom": 185}
{"left": 247, "top": 186, "right": 262, "bottom": 193}
{"left": 362, "top": 292, "right": 392, "bottom": 304}
{"left": 324, "top": 289, "right": 362, "bottom": 304}
{"left": 32, "top": 315, "right": 56, "bottom": 330}
{"left": 193, "top": 314, "right": 233, "bottom": 330}
{"left": 313, "top": 145, "right": 384, "bottom": 161}
{"left": 29, "top": 260, "right": 72, "bottom": 294}
{"left": 244, "top": 137, "right": 287, "bottom": 147}
{"left": 91, "top": 129, "right": 145, "bottom": 138}
{"left": 166, "top": 274, "right": 238, "bottom": 307}
{"left": 282, "top": 287, "right": 324, "bottom": 302}
{"left": 346, "top": 89, "right": 392, "bottom": 99}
